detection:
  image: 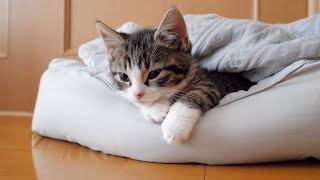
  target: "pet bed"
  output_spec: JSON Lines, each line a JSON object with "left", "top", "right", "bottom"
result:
{"left": 32, "top": 14, "right": 320, "bottom": 164}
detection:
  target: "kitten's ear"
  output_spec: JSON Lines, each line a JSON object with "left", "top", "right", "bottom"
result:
{"left": 96, "top": 20, "right": 124, "bottom": 49}
{"left": 154, "top": 7, "right": 190, "bottom": 51}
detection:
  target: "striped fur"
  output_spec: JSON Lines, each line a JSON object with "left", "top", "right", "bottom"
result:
{"left": 96, "top": 9, "right": 254, "bottom": 113}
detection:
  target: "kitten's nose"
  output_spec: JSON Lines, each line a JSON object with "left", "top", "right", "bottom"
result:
{"left": 135, "top": 92, "right": 145, "bottom": 100}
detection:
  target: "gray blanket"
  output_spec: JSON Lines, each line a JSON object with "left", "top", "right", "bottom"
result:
{"left": 185, "top": 14, "right": 320, "bottom": 81}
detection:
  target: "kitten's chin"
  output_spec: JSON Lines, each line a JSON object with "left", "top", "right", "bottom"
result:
{"left": 134, "top": 96, "right": 163, "bottom": 105}
{"left": 126, "top": 96, "right": 156, "bottom": 105}
{"left": 136, "top": 99, "right": 158, "bottom": 105}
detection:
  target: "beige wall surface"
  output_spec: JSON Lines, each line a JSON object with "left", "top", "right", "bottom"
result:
{"left": 67, "top": 0, "right": 253, "bottom": 53}
{"left": 0, "top": 0, "right": 64, "bottom": 111}
{"left": 259, "top": 0, "right": 308, "bottom": 23}
{"left": 0, "top": 0, "right": 310, "bottom": 112}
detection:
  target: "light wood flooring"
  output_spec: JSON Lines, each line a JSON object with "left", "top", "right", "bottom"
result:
{"left": 1, "top": 116, "right": 319, "bottom": 180}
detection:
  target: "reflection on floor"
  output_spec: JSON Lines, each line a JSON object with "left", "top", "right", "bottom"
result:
{"left": 1, "top": 116, "right": 319, "bottom": 180}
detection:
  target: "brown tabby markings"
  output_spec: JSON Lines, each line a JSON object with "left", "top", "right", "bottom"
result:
{"left": 109, "top": 29, "right": 192, "bottom": 90}
{"left": 106, "top": 28, "right": 253, "bottom": 112}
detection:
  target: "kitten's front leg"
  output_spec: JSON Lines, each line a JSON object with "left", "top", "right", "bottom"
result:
{"left": 161, "top": 101, "right": 202, "bottom": 144}
{"left": 140, "top": 100, "right": 170, "bottom": 123}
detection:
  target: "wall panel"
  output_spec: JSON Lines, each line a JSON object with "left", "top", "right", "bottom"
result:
{"left": 258, "top": 0, "right": 308, "bottom": 23}
{"left": 66, "top": 0, "right": 253, "bottom": 53}
{"left": 0, "top": 0, "right": 9, "bottom": 59}
{"left": 0, "top": 0, "right": 64, "bottom": 111}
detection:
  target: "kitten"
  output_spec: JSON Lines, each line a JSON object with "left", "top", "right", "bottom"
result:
{"left": 96, "top": 7, "right": 254, "bottom": 144}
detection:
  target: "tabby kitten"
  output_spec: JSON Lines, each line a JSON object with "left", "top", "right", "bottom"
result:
{"left": 96, "top": 7, "right": 253, "bottom": 144}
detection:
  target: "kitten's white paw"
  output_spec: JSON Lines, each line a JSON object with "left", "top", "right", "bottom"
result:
{"left": 162, "top": 117, "right": 193, "bottom": 144}
{"left": 161, "top": 102, "right": 201, "bottom": 144}
{"left": 142, "top": 101, "right": 169, "bottom": 123}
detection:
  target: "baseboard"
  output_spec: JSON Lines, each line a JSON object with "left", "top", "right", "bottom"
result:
{"left": 0, "top": 111, "right": 33, "bottom": 117}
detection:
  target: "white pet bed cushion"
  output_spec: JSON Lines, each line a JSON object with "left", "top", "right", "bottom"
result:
{"left": 32, "top": 58, "right": 320, "bottom": 164}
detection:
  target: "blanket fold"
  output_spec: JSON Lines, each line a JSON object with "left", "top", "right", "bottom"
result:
{"left": 184, "top": 14, "right": 320, "bottom": 81}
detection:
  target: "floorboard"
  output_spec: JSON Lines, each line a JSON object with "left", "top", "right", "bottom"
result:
{"left": 0, "top": 116, "right": 319, "bottom": 180}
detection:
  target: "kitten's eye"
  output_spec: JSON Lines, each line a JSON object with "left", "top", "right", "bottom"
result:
{"left": 119, "top": 73, "right": 130, "bottom": 82}
{"left": 148, "top": 69, "right": 162, "bottom": 80}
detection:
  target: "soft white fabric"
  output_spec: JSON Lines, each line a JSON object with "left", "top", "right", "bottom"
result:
{"left": 32, "top": 58, "right": 320, "bottom": 164}
{"left": 186, "top": 14, "right": 320, "bottom": 82}
{"left": 79, "top": 14, "right": 320, "bottom": 82}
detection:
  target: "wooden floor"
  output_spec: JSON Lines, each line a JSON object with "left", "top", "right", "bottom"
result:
{"left": 1, "top": 116, "right": 319, "bottom": 180}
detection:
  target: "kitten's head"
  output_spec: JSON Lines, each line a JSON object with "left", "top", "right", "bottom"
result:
{"left": 96, "top": 7, "right": 193, "bottom": 104}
